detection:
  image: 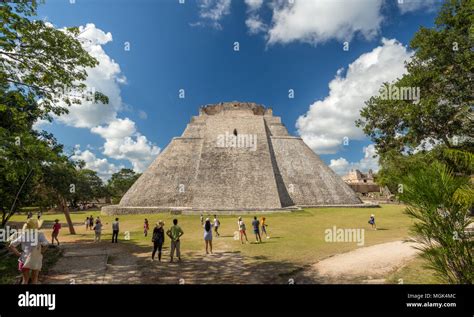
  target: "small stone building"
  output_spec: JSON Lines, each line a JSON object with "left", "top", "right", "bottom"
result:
{"left": 342, "top": 169, "right": 380, "bottom": 196}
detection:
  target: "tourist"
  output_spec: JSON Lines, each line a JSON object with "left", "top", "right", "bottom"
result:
{"left": 260, "top": 216, "right": 269, "bottom": 239}
{"left": 252, "top": 216, "right": 262, "bottom": 243}
{"left": 144, "top": 218, "right": 149, "bottom": 237}
{"left": 152, "top": 221, "right": 165, "bottom": 262}
{"left": 238, "top": 217, "right": 248, "bottom": 244}
{"left": 200, "top": 214, "right": 204, "bottom": 226}
{"left": 213, "top": 215, "right": 220, "bottom": 237}
{"left": 95, "top": 217, "right": 101, "bottom": 224}
{"left": 166, "top": 218, "right": 184, "bottom": 262}
{"left": 27, "top": 211, "right": 33, "bottom": 219}
{"left": 93, "top": 220, "right": 103, "bottom": 242}
{"left": 8, "top": 218, "right": 49, "bottom": 284}
{"left": 112, "top": 218, "right": 120, "bottom": 243}
{"left": 368, "top": 214, "right": 377, "bottom": 230}
{"left": 88, "top": 215, "right": 94, "bottom": 230}
{"left": 203, "top": 218, "right": 213, "bottom": 254}
{"left": 51, "top": 219, "right": 61, "bottom": 246}
{"left": 85, "top": 217, "right": 89, "bottom": 230}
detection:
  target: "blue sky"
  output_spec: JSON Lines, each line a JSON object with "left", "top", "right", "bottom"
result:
{"left": 35, "top": 0, "right": 442, "bottom": 179}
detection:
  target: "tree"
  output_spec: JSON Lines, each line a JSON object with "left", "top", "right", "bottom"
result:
{"left": 356, "top": 0, "right": 473, "bottom": 157}
{"left": 0, "top": 1, "right": 108, "bottom": 120}
{"left": 72, "top": 168, "right": 106, "bottom": 206}
{"left": 107, "top": 169, "right": 141, "bottom": 204}
{"left": 39, "top": 157, "right": 79, "bottom": 234}
{"left": 399, "top": 158, "right": 473, "bottom": 284}
{"left": 0, "top": 87, "right": 60, "bottom": 228}
{"left": 0, "top": 1, "right": 108, "bottom": 230}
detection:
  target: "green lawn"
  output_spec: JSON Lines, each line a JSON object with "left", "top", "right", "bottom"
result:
{"left": 386, "top": 256, "right": 444, "bottom": 284}
{"left": 9, "top": 204, "right": 413, "bottom": 266}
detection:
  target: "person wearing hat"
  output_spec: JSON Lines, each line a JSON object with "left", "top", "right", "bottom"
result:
{"left": 368, "top": 214, "right": 377, "bottom": 230}
{"left": 9, "top": 218, "right": 49, "bottom": 284}
{"left": 203, "top": 218, "right": 213, "bottom": 254}
{"left": 152, "top": 221, "right": 165, "bottom": 262}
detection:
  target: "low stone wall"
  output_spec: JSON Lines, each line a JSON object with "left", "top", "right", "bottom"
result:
{"left": 101, "top": 203, "right": 378, "bottom": 215}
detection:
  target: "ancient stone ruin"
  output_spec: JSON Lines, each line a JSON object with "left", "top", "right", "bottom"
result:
{"left": 102, "top": 102, "right": 362, "bottom": 214}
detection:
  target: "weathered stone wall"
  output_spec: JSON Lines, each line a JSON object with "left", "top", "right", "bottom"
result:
{"left": 269, "top": 136, "right": 361, "bottom": 205}
{"left": 107, "top": 102, "right": 363, "bottom": 214}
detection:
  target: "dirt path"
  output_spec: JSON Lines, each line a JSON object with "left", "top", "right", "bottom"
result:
{"left": 296, "top": 240, "right": 419, "bottom": 284}
{"left": 43, "top": 239, "right": 419, "bottom": 284}
{"left": 42, "top": 241, "right": 278, "bottom": 284}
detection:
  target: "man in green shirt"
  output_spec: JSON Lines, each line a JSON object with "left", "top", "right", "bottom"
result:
{"left": 166, "top": 218, "right": 184, "bottom": 262}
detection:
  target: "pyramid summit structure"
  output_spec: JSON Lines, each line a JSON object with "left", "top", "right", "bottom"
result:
{"left": 102, "top": 102, "right": 362, "bottom": 214}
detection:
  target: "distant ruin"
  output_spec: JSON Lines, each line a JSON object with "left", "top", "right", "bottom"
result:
{"left": 102, "top": 102, "right": 363, "bottom": 214}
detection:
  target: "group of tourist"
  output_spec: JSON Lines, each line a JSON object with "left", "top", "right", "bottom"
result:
{"left": 84, "top": 216, "right": 121, "bottom": 243}
{"left": 237, "top": 216, "right": 269, "bottom": 244}
{"left": 144, "top": 214, "right": 271, "bottom": 263}
{"left": 6, "top": 211, "right": 378, "bottom": 284}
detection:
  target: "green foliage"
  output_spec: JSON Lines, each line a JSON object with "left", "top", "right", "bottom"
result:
{"left": 0, "top": 2, "right": 108, "bottom": 120}
{"left": 399, "top": 161, "right": 473, "bottom": 284}
{"left": 0, "top": 2, "right": 110, "bottom": 226}
{"left": 0, "top": 87, "right": 62, "bottom": 226}
{"left": 357, "top": 0, "right": 473, "bottom": 156}
{"left": 107, "top": 169, "right": 141, "bottom": 204}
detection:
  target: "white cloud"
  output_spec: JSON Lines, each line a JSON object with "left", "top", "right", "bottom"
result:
{"left": 55, "top": 23, "right": 125, "bottom": 128}
{"left": 245, "top": 0, "right": 263, "bottom": 11}
{"left": 245, "top": 0, "right": 266, "bottom": 34}
{"left": 296, "top": 38, "right": 412, "bottom": 154}
{"left": 72, "top": 147, "right": 122, "bottom": 180}
{"left": 48, "top": 23, "right": 161, "bottom": 174}
{"left": 329, "top": 144, "right": 379, "bottom": 175}
{"left": 266, "top": 0, "right": 383, "bottom": 45}
{"left": 91, "top": 118, "right": 161, "bottom": 172}
{"left": 192, "top": 0, "right": 232, "bottom": 29}
{"left": 246, "top": 15, "right": 267, "bottom": 34}
{"left": 397, "top": 0, "right": 440, "bottom": 14}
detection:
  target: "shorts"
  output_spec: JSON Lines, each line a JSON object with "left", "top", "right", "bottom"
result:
{"left": 253, "top": 229, "right": 260, "bottom": 234}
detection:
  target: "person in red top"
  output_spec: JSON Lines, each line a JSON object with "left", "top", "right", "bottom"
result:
{"left": 52, "top": 219, "right": 61, "bottom": 246}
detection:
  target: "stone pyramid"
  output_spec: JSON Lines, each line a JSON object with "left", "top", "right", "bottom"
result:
{"left": 103, "top": 102, "right": 361, "bottom": 214}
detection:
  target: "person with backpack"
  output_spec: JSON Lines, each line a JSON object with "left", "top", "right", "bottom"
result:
{"left": 152, "top": 221, "right": 165, "bottom": 262}
{"left": 203, "top": 218, "right": 213, "bottom": 254}
{"left": 93, "top": 220, "right": 103, "bottom": 242}
{"left": 368, "top": 214, "right": 377, "bottom": 230}
{"left": 213, "top": 215, "right": 220, "bottom": 237}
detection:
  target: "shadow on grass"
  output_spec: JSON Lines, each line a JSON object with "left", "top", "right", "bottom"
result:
{"left": 40, "top": 238, "right": 324, "bottom": 284}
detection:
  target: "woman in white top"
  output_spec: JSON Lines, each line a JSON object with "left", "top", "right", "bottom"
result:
{"left": 238, "top": 217, "right": 249, "bottom": 244}
{"left": 9, "top": 218, "right": 49, "bottom": 284}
